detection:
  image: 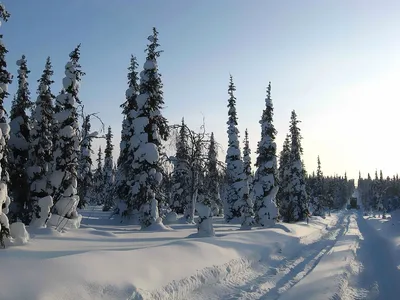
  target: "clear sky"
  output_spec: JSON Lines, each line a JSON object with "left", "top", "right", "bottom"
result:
{"left": 2, "top": 0, "right": 400, "bottom": 180}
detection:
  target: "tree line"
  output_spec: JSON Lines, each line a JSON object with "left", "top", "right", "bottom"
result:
{"left": 0, "top": 3, "right": 363, "bottom": 245}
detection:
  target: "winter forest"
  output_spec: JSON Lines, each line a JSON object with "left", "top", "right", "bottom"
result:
{"left": 1, "top": 2, "right": 400, "bottom": 299}
{"left": 1, "top": 0, "right": 399, "bottom": 244}
{"left": 0, "top": 2, "right": 357, "bottom": 243}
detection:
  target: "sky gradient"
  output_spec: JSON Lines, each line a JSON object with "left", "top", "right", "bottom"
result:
{"left": 2, "top": 0, "right": 400, "bottom": 180}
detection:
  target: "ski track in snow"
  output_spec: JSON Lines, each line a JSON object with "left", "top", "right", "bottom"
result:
{"left": 182, "top": 211, "right": 400, "bottom": 300}
{"left": 184, "top": 213, "right": 350, "bottom": 300}
{"left": 345, "top": 213, "right": 400, "bottom": 300}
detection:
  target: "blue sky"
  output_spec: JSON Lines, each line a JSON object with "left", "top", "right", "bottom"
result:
{"left": 2, "top": 0, "right": 400, "bottom": 180}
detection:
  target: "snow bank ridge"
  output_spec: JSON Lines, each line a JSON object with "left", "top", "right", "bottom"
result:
{"left": 134, "top": 255, "right": 259, "bottom": 300}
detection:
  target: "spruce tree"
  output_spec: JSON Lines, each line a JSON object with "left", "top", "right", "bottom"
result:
{"left": 77, "top": 115, "right": 94, "bottom": 209}
{"left": 253, "top": 82, "right": 279, "bottom": 226}
{"left": 51, "top": 45, "right": 84, "bottom": 223}
{"left": 92, "top": 146, "right": 104, "bottom": 205}
{"left": 115, "top": 56, "right": 139, "bottom": 205}
{"left": 171, "top": 118, "right": 191, "bottom": 214}
{"left": 225, "top": 75, "right": 253, "bottom": 228}
{"left": 309, "top": 156, "right": 325, "bottom": 216}
{"left": 277, "top": 134, "right": 291, "bottom": 210}
{"left": 102, "top": 126, "right": 114, "bottom": 211}
{"left": 28, "top": 57, "right": 55, "bottom": 226}
{"left": 0, "top": 3, "right": 11, "bottom": 246}
{"left": 123, "top": 28, "right": 169, "bottom": 228}
{"left": 282, "top": 110, "right": 308, "bottom": 222}
{"left": 8, "top": 55, "right": 32, "bottom": 224}
{"left": 243, "top": 128, "right": 253, "bottom": 194}
{"left": 207, "top": 132, "right": 223, "bottom": 216}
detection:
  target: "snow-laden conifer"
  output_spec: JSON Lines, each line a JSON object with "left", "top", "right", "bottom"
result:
{"left": 77, "top": 115, "right": 94, "bottom": 208}
{"left": 28, "top": 57, "right": 55, "bottom": 226}
{"left": 309, "top": 156, "right": 325, "bottom": 216}
{"left": 206, "top": 132, "right": 222, "bottom": 216}
{"left": 277, "top": 134, "right": 290, "bottom": 210}
{"left": 92, "top": 146, "right": 104, "bottom": 205}
{"left": 195, "top": 174, "right": 215, "bottom": 237}
{"left": 123, "top": 28, "right": 169, "bottom": 229}
{"left": 115, "top": 56, "right": 139, "bottom": 204}
{"left": 253, "top": 83, "right": 279, "bottom": 226}
{"left": 170, "top": 118, "right": 191, "bottom": 214}
{"left": 102, "top": 126, "right": 114, "bottom": 211}
{"left": 0, "top": 3, "right": 12, "bottom": 245}
{"left": 49, "top": 45, "right": 84, "bottom": 227}
{"left": 243, "top": 128, "right": 253, "bottom": 194}
{"left": 225, "top": 75, "right": 253, "bottom": 229}
{"left": 8, "top": 55, "right": 32, "bottom": 224}
{"left": 282, "top": 111, "right": 308, "bottom": 222}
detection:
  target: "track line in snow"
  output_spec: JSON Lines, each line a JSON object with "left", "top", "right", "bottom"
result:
{"left": 258, "top": 215, "right": 351, "bottom": 300}
{"left": 184, "top": 213, "right": 349, "bottom": 300}
{"left": 347, "top": 213, "right": 400, "bottom": 300}
{"left": 276, "top": 213, "right": 364, "bottom": 300}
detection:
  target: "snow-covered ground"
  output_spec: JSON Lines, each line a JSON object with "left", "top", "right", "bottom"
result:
{"left": 1, "top": 207, "right": 400, "bottom": 300}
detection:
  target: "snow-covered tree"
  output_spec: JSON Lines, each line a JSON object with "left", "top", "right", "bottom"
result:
{"left": 92, "top": 146, "right": 104, "bottom": 205}
{"left": 28, "top": 57, "right": 55, "bottom": 226}
{"left": 77, "top": 115, "right": 94, "bottom": 209}
{"left": 309, "top": 156, "right": 325, "bottom": 216}
{"left": 170, "top": 118, "right": 191, "bottom": 214}
{"left": 243, "top": 128, "right": 253, "bottom": 194}
{"left": 0, "top": 3, "right": 12, "bottom": 246}
{"left": 281, "top": 110, "right": 308, "bottom": 222}
{"left": 225, "top": 75, "right": 253, "bottom": 229}
{"left": 102, "top": 126, "right": 114, "bottom": 211}
{"left": 122, "top": 28, "right": 169, "bottom": 228}
{"left": 195, "top": 169, "right": 215, "bottom": 236}
{"left": 277, "top": 134, "right": 290, "bottom": 210}
{"left": 206, "top": 132, "right": 223, "bottom": 216}
{"left": 253, "top": 82, "right": 279, "bottom": 227}
{"left": 8, "top": 55, "right": 32, "bottom": 224}
{"left": 169, "top": 121, "right": 212, "bottom": 223}
{"left": 115, "top": 55, "right": 139, "bottom": 205}
{"left": 50, "top": 45, "right": 84, "bottom": 226}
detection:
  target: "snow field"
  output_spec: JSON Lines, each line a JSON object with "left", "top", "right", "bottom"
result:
{"left": 0, "top": 207, "right": 338, "bottom": 300}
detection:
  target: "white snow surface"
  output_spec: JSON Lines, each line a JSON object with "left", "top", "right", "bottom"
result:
{"left": 1, "top": 208, "right": 400, "bottom": 300}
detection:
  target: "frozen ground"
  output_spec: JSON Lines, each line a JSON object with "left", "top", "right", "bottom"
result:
{"left": 0, "top": 207, "right": 399, "bottom": 300}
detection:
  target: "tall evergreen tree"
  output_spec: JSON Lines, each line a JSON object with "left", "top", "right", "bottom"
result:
{"left": 277, "top": 134, "right": 291, "bottom": 210}
{"left": 170, "top": 118, "right": 191, "bottom": 214}
{"left": 92, "top": 146, "right": 104, "bottom": 205}
{"left": 122, "top": 28, "right": 169, "bottom": 228}
{"left": 102, "top": 126, "right": 115, "bottom": 211}
{"left": 28, "top": 57, "right": 55, "bottom": 226}
{"left": 225, "top": 75, "right": 253, "bottom": 228}
{"left": 115, "top": 55, "right": 139, "bottom": 205}
{"left": 8, "top": 55, "right": 32, "bottom": 224}
{"left": 253, "top": 82, "right": 279, "bottom": 226}
{"left": 77, "top": 115, "right": 94, "bottom": 209}
{"left": 51, "top": 45, "right": 84, "bottom": 223}
{"left": 243, "top": 128, "right": 253, "bottom": 194}
{"left": 309, "top": 156, "right": 325, "bottom": 216}
{"left": 0, "top": 2, "right": 12, "bottom": 246}
{"left": 281, "top": 110, "right": 308, "bottom": 222}
{"left": 207, "top": 132, "right": 223, "bottom": 216}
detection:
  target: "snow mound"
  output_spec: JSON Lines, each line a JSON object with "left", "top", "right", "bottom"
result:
{"left": 163, "top": 211, "right": 178, "bottom": 224}
{"left": 30, "top": 196, "right": 53, "bottom": 228}
{"left": 47, "top": 213, "right": 82, "bottom": 230}
{"left": 142, "top": 218, "right": 173, "bottom": 232}
{"left": 9, "top": 222, "right": 29, "bottom": 245}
